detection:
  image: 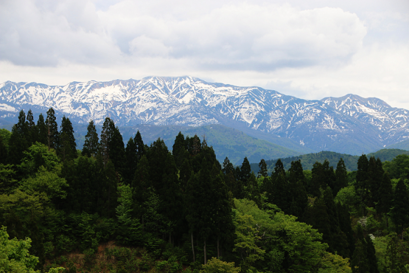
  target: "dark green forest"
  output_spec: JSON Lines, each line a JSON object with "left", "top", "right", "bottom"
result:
{"left": 1, "top": 108, "right": 409, "bottom": 272}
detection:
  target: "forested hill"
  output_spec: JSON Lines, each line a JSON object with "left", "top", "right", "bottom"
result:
{"left": 250, "top": 149, "right": 409, "bottom": 173}
{"left": 2, "top": 108, "right": 409, "bottom": 272}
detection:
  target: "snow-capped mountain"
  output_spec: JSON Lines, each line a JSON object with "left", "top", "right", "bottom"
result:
{"left": 1, "top": 76, "right": 408, "bottom": 154}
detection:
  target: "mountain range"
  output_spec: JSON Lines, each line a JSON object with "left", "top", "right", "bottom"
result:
{"left": 1, "top": 76, "right": 409, "bottom": 156}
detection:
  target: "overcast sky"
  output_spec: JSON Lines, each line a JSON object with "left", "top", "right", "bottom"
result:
{"left": 1, "top": 0, "right": 408, "bottom": 109}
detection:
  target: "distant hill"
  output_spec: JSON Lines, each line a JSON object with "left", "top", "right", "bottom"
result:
{"left": 385, "top": 139, "right": 409, "bottom": 151}
{"left": 250, "top": 149, "right": 409, "bottom": 174}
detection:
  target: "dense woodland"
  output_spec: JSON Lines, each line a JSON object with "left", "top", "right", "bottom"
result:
{"left": 1, "top": 108, "right": 409, "bottom": 273}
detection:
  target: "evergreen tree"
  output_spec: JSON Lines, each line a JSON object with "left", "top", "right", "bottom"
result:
{"left": 100, "top": 117, "right": 115, "bottom": 165}
{"left": 8, "top": 125, "right": 28, "bottom": 165}
{"left": 368, "top": 156, "right": 382, "bottom": 207}
{"left": 82, "top": 120, "right": 99, "bottom": 157}
{"left": 59, "top": 116, "right": 77, "bottom": 161}
{"left": 46, "top": 107, "right": 59, "bottom": 151}
{"left": 134, "top": 130, "right": 145, "bottom": 161}
{"left": 246, "top": 172, "right": 261, "bottom": 208}
{"left": 131, "top": 155, "right": 152, "bottom": 229}
{"left": 391, "top": 179, "right": 409, "bottom": 235}
{"left": 309, "top": 162, "right": 325, "bottom": 197}
{"left": 240, "top": 157, "right": 251, "bottom": 188}
{"left": 108, "top": 125, "right": 125, "bottom": 176}
{"left": 351, "top": 239, "right": 369, "bottom": 273}
{"left": 0, "top": 134, "right": 7, "bottom": 164}
{"left": 337, "top": 202, "right": 355, "bottom": 257}
{"left": 271, "top": 171, "right": 291, "bottom": 213}
{"left": 288, "top": 160, "right": 308, "bottom": 218}
{"left": 356, "top": 154, "right": 370, "bottom": 207}
{"left": 258, "top": 159, "right": 268, "bottom": 178}
{"left": 173, "top": 131, "right": 186, "bottom": 169}
{"left": 323, "top": 160, "right": 336, "bottom": 192}
{"left": 124, "top": 137, "right": 137, "bottom": 185}
{"left": 36, "top": 113, "right": 47, "bottom": 145}
{"left": 26, "top": 109, "right": 36, "bottom": 145}
{"left": 334, "top": 158, "right": 348, "bottom": 196}
{"left": 365, "top": 234, "right": 379, "bottom": 273}
{"left": 273, "top": 159, "right": 286, "bottom": 178}
{"left": 147, "top": 138, "right": 169, "bottom": 193}
{"left": 377, "top": 173, "right": 393, "bottom": 226}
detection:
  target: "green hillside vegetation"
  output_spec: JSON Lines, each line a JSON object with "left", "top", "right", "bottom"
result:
{"left": 2, "top": 108, "right": 409, "bottom": 273}
{"left": 250, "top": 149, "right": 409, "bottom": 173}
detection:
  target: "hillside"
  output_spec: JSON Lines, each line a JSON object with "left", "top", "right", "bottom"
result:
{"left": 250, "top": 149, "right": 409, "bottom": 173}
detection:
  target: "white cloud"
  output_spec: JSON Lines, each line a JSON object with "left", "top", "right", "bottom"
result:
{"left": 0, "top": 0, "right": 408, "bottom": 110}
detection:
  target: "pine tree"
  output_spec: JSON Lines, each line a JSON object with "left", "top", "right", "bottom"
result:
{"left": 108, "top": 125, "right": 125, "bottom": 176}
{"left": 356, "top": 154, "right": 370, "bottom": 206}
{"left": 391, "top": 179, "right": 409, "bottom": 235}
{"left": 365, "top": 234, "right": 379, "bottom": 273}
{"left": 288, "top": 160, "right": 308, "bottom": 218}
{"left": 46, "top": 107, "right": 59, "bottom": 151}
{"left": 246, "top": 172, "right": 261, "bottom": 208}
{"left": 36, "top": 113, "right": 47, "bottom": 145}
{"left": 26, "top": 109, "right": 37, "bottom": 145}
{"left": 368, "top": 156, "right": 382, "bottom": 207}
{"left": 334, "top": 158, "right": 348, "bottom": 196}
{"left": 59, "top": 116, "right": 77, "bottom": 161}
{"left": 351, "top": 239, "right": 369, "bottom": 273}
{"left": 147, "top": 138, "right": 169, "bottom": 193}
{"left": 173, "top": 131, "right": 186, "bottom": 169}
{"left": 258, "top": 159, "right": 268, "bottom": 178}
{"left": 240, "top": 157, "right": 252, "bottom": 184}
{"left": 8, "top": 125, "right": 28, "bottom": 165}
{"left": 377, "top": 173, "right": 393, "bottom": 226}
{"left": 134, "top": 130, "right": 145, "bottom": 161}
{"left": 82, "top": 120, "right": 99, "bottom": 157}
{"left": 100, "top": 117, "right": 115, "bottom": 165}
{"left": 309, "top": 162, "right": 325, "bottom": 197}
{"left": 124, "top": 137, "right": 137, "bottom": 185}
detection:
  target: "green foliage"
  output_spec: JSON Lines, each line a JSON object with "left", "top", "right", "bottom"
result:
{"left": 318, "top": 252, "right": 352, "bottom": 273}
{"left": 19, "top": 142, "right": 61, "bottom": 177}
{"left": 200, "top": 257, "right": 240, "bottom": 273}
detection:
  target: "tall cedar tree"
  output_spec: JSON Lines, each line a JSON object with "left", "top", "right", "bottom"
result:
{"left": 147, "top": 138, "right": 169, "bottom": 194}
{"left": 391, "top": 179, "right": 409, "bottom": 235}
{"left": 323, "top": 187, "right": 349, "bottom": 257}
{"left": 0, "top": 134, "right": 7, "bottom": 164}
{"left": 108, "top": 125, "right": 125, "bottom": 176}
{"left": 365, "top": 234, "right": 380, "bottom": 273}
{"left": 100, "top": 117, "right": 114, "bottom": 165}
{"left": 376, "top": 173, "right": 393, "bottom": 226}
{"left": 124, "top": 137, "right": 137, "bottom": 185}
{"left": 368, "top": 156, "right": 382, "bottom": 207}
{"left": 173, "top": 131, "right": 186, "bottom": 169}
{"left": 351, "top": 239, "right": 369, "bottom": 273}
{"left": 26, "top": 109, "right": 37, "bottom": 145}
{"left": 246, "top": 172, "right": 262, "bottom": 208}
{"left": 131, "top": 155, "right": 152, "bottom": 229}
{"left": 310, "top": 162, "right": 326, "bottom": 197}
{"left": 258, "top": 159, "right": 268, "bottom": 178}
{"left": 36, "top": 113, "right": 48, "bottom": 145}
{"left": 334, "top": 158, "right": 348, "bottom": 196}
{"left": 323, "top": 160, "right": 336, "bottom": 193}
{"left": 337, "top": 202, "right": 355, "bottom": 257}
{"left": 134, "top": 130, "right": 145, "bottom": 161}
{"left": 356, "top": 154, "right": 370, "bottom": 207}
{"left": 161, "top": 152, "right": 183, "bottom": 244}
{"left": 82, "top": 120, "right": 99, "bottom": 157}
{"left": 288, "top": 160, "right": 308, "bottom": 218}
{"left": 46, "top": 107, "right": 59, "bottom": 151}
{"left": 8, "top": 124, "right": 28, "bottom": 165}
{"left": 59, "top": 116, "right": 77, "bottom": 161}
{"left": 179, "top": 151, "right": 193, "bottom": 191}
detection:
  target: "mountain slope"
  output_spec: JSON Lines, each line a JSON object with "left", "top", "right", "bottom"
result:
{"left": 1, "top": 76, "right": 409, "bottom": 154}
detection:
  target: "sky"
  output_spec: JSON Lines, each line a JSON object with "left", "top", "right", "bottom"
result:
{"left": 1, "top": 0, "right": 408, "bottom": 109}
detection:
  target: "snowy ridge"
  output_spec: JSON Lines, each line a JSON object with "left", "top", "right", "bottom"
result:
{"left": 1, "top": 76, "right": 409, "bottom": 154}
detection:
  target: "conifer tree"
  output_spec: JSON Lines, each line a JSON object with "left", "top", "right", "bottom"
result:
{"left": 365, "top": 234, "right": 379, "bottom": 273}
{"left": 8, "top": 125, "right": 28, "bottom": 165}
{"left": 271, "top": 171, "right": 291, "bottom": 213}
{"left": 82, "top": 120, "right": 99, "bottom": 157}
{"left": 36, "top": 113, "right": 48, "bottom": 145}
{"left": 246, "top": 172, "right": 261, "bottom": 208}
{"left": 258, "top": 159, "right": 268, "bottom": 178}
{"left": 351, "top": 239, "right": 369, "bottom": 273}
{"left": 147, "top": 138, "right": 169, "bottom": 193}
{"left": 309, "top": 162, "right": 325, "bottom": 197}
{"left": 377, "top": 173, "right": 393, "bottom": 226}
{"left": 391, "top": 179, "right": 409, "bottom": 235}
{"left": 356, "top": 154, "right": 370, "bottom": 206}
{"left": 334, "top": 158, "right": 348, "bottom": 196}
{"left": 0, "top": 134, "right": 7, "bottom": 164}
{"left": 173, "top": 131, "right": 186, "bottom": 169}
{"left": 132, "top": 155, "right": 152, "bottom": 229}
{"left": 134, "top": 130, "right": 145, "bottom": 161}
{"left": 100, "top": 117, "right": 115, "bottom": 165}
{"left": 108, "top": 125, "right": 125, "bottom": 175}
{"left": 124, "top": 137, "right": 137, "bottom": 185}
{"left": 368, "top": 156, "right": 382, "bottom": 207}
{"left": 26, "top": 109, "right": 37, "bottom": 144}
{"left": 337, "top": 202, "right": 355, "bottom": 257}
{"left": 59, "top": 116, "right": 77, "bottom": 161}
{"left": 46, "top": 107, "right": 59, "bottom": 151}
{"left": 323, "top": 160, "right": 336, "bottom": 192}
{"left": 288, "top": 160, "right": 308, "bottom": 218}
{"left": 240, "top": 157, "right": 252, "bottom": 188}
{"left": 273, "top": 159, "right": 285, "bottom": 178}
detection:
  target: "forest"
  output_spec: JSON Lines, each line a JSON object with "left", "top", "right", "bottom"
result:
{"left": 1, "top": 108, "right": 409, "bottom": 273}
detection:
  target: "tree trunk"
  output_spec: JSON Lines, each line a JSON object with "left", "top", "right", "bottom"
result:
{"left": 204, "top": 239, "right": 207, "bottom": 265}
{"left": 217, "top": 236, "right": 220, "bottom": 259}
{"left": 191, "top": 232, "right": 195, "bottom": 262}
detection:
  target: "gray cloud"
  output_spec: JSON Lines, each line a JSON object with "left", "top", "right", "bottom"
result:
{"left": 1, "top": 1, "right": 367, "bottom": 71}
